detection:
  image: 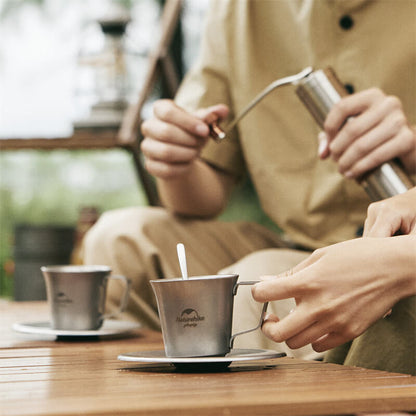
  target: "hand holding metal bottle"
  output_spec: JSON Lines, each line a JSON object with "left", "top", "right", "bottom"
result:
{"left": 294, "top": 68, "right": 414, "bottom": 201}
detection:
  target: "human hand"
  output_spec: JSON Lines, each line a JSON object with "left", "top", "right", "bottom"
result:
{"left": 252, "top": 237, "right": 414, "bottom": 353}
{"left": 318, "top": 88, "right": 416, "bottom": 178}
{"left": 364, "top": 187, "right": 416, "bottom": 237}
{"left": 140, "top": 99, "right": 228, "bottom": 179}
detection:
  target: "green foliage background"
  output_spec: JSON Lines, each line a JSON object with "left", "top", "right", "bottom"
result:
{"left": 0, "top": 149, "right": 146, "bottom": 298}
{"left": 0, "top": 148, "right": 274, "bottom": 299}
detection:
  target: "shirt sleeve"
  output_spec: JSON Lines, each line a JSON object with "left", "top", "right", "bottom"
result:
{"left": 174, "top": 0, "right": 246, "bottom": 179}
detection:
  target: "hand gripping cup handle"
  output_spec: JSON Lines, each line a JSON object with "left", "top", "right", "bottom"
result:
{"left": 103, "top": 275, "right": 131, "bottom": 320}
{"left": 229, "top": 280, "right": 269, "bottom": 350}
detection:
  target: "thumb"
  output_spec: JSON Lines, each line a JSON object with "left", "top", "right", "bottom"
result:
{"left": 194, "top": 104, "right": 229, "bottom": 124}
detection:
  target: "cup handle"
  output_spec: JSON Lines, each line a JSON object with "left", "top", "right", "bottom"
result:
{"left": 103, "top": 275, "right": 131, "bottom": 320}
{"left": 229, "top": 281, "right": 268, "bottom": 350}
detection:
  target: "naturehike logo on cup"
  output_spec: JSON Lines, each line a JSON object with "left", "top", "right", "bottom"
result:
{"left": 176, "top": 308, "right": 205, "bottom": 328}
{"left": 55, "top": 292, "right": 73, "bottom": 306}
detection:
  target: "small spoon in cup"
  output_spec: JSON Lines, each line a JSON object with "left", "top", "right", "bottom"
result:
{"left": 176, "top": 243, "right": 188, "bottom": 280}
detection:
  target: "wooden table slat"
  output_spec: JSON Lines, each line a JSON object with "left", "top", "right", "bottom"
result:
{"left": 1, "top": 301, "right": 415, "bottom": 416}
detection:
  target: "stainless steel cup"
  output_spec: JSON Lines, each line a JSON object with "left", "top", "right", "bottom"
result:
{"left": 150, "top": 274, "right": 267, "bottom": 357}
{"left": 41, "top": 265, "right": 130, "bottom": 330}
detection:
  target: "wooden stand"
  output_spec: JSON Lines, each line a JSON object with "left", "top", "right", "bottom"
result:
{"left": 0, "top": 0, "right": 183, "bottom": 207}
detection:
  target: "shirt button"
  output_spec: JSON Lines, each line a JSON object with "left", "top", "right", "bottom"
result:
{"left": 344, "top": 83, "right": 355, "bottom": 94}
{"left": 339, "top": 15, "right": 354, "bottom": 30}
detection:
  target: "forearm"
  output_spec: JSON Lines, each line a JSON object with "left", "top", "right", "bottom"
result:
{"left": 156, "top": 159, "right": 235, "bottom": 218}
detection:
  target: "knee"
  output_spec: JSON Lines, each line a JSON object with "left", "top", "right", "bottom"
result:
{"left": 219, "top": 248, "right": 310, "bottom": 280}
{"left": 83, "top": 206, "right": 168, "bottom": 259}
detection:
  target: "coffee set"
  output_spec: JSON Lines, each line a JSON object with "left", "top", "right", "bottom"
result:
{"left": 13, "top": 243, "right": 284, "bottom": 370}
{"left": 12, "top": 65, "right": 413, "bottom": 370}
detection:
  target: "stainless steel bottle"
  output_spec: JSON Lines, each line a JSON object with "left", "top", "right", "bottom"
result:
{"left": 295, "top": 67, "right": 414, "bottom": 201}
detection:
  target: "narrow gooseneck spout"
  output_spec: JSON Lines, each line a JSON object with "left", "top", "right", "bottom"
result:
{"left": 209, "top": 66, "right": 313, "bottom": 142}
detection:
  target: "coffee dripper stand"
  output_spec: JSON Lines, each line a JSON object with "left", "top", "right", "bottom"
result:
{"left": 209, "top": 67, "right": 414, "bottom": 201}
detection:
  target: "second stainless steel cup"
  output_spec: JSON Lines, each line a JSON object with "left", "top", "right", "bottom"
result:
{"left": 41, "top": 265, "right": 130, "bottom": 330}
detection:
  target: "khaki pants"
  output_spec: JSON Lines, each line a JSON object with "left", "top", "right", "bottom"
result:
{"left": 83, "top": 206, "right": 319, "bottom": 360}
{"left": 325, "top": 295, "right": 416, "bottom": 375}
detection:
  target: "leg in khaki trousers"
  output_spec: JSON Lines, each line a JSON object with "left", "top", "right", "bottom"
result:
{"left": 83, "top": 206, "right": 321, "bottom": 359}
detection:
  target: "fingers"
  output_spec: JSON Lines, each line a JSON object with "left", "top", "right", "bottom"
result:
{"left": 142, "top": 118, "right": 204, "bottom": 148}
{"left": 194, "top": 104, "right": 229, "bottom": 124}
{"left": 150, "top": 99, "right": 210, "bottom": 138}
{"left": 140, "top": 100, "right": 229, "bottom": 179}
{"left": 252, "top": 249, "right": 325, "bottom": 303}
{"left": 141, "top": 119, "right": 205, "bottom": 179}
{"left": 363, "top": 202, "right": 403, "bottom": 237}
{"left": 142, "top": 100, "right": 229, "bottom": 145}
{"left": 363, "top": 196, "right": 416, "bottom": 237}
{"left": 311, "top": 332, "right": 348, "bottom": 352}
{"left": 285, "top": 319, "right": 329, "bottom": 350}
{"left": 340, "top": 123, "right": 412, "bottom": 178}
{"left": 365, "top": 198, "right": 399, "bottom": 237}
{"left": 252, "top": 273, "right": 298, "bottom": 303}
{"left": 262, "top": 306, "right": 369, "bottom": 352}
{"left": 263, "top": 310, "right": 360, "bottom": 352}
{"left": 261, "top": 303, "right": 346, "bottom": 350}
{"left": 324, "top": 88, "right": 385, "bottom": 139}
{"left": 363, "top": 217, "right": 397, "bottom": 238}
{"left": 327, "top": 93, "right": 394, "bottom": 158}
{"left": 253, "top": 269, "right": 312, "bottom": 345}
{"left": 323, "top": 89, "right": 413, "bottom": 179}
{"left": 318, "top": 132, "right": 330, "bottom": 159}
{"left": 261, "top": 306, "right": 316, "bottom": 344}
{"left": 263, "top": 313, "right": 279, "bottom": 324}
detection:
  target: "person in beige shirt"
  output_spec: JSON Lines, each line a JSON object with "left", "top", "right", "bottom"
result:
{"left": 83, "top": 0, "right": 415, "bottom": 361}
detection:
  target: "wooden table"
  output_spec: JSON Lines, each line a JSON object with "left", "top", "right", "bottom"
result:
{"left": 1, "top": 301, "right": 415, "bottom": 416}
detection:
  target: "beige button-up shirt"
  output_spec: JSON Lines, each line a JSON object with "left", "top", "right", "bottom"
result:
{"left": 175, "top": 0, "right": 415, "bottom": 249}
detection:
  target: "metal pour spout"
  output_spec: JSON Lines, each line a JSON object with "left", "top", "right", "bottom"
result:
{"left": 209, "top": 66, "right": 313, "bottom": 142}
